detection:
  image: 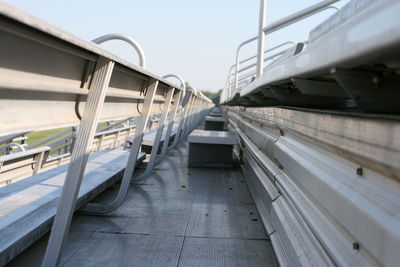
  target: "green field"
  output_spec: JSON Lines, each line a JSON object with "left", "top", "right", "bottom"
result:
{"left": 26, "top": 127, "right": 71, "bottom": 147}
{"left": 1, "top": 121, "right": 117, "bottom": 148}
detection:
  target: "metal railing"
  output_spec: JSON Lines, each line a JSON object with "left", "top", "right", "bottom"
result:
{"left": 226, "top": 41, "right": 295, "bottom": 98}
{"left": 223, "top": 0, "right": 340, "bottom": 103}
{"left": 0, "top": 3, "right": 213, "bottom": 265}
{"left": 41, "top": 74, "right": 211, "bottom": 267}
{"left": 0, "top": 146, "right": 50, "bottom": 186}
{"left": 92, "top": 33, "right": 146, "bottom": 68}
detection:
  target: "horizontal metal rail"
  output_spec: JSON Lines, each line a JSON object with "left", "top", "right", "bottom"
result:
{"left": 262, "top": 2, "right": 339, "bottom": 35}
{"left": 26, "top": 127, "right": 74, "bottom": 150}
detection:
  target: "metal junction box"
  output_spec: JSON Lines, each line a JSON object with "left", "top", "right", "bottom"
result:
{"left": 188, "top": 130, "right": 237, "bottom": 168}
{"left": 204, "top": 116, "right": 227, "bottom": 131}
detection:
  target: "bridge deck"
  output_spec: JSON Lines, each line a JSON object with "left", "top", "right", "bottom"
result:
{"left": 7, "top": 142, "right": 277, "bottom": 267}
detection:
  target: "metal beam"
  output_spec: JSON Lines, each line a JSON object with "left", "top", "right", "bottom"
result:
{"left": 42, "top": 57, "right": 115, "bottom": 267}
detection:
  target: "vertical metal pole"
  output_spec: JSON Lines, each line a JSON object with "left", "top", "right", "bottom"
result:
{"left": 191, "top": 97, "right": 201, "bottom": 131}
{"left": 234, "top": 52, "right": 240, "bottom": 91}
{"left": 181, "top": 95, "right": 194, "bottom": 139}
{"left": 173, "top": 94, "right": 193, "bottom": 146}
{"left": 113, "top": 130, "right": 121, "bottom": 148}
{"left": 33, "top": 151, "right": 45, "bottom": 175}
{"left": 195, "top": 99, "right": 202, "bottom": 127}
{"left": 41, "top": 57, "right": 114, "bottom": 267}
{"left": 131, "top": 87, "right": 175, "bottom": 181}
{"left": 186, "top": 96, "right": 198, "bottom": 135}
{"left": 156, "top": 90, "right": 182, "bottom": 163}
{"left": 80, "top": 78, "right": 159, "bottom": 214}
{"left": 98, "top": 134, "right": 105, "bottom": 151}
{"left": 256, "top": 0, "right": 267, "bottom": 77}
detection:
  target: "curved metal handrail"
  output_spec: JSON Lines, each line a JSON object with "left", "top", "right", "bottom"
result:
{"left": 237, "top": 50, "right": 287, "bottom": 83}
{"left": 162, "top": 74, "right": 186, "bottom": 102}
{"left": 92, "top": 33, "right": 146, "bottom": 68}
{"left": 227, "top": 41, "right": 295, "bottom": 98}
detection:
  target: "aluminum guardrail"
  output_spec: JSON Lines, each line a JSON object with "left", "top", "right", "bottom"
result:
{"left": 0, "top": 2, "right": 213, "bottom": 266}
{"left": 221, "top": 0, "right": 340, "bottom": 104}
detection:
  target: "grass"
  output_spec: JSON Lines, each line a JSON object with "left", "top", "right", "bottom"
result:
{"left": 26, "top": 127, "right": 72, "bottom": 147}
{"left": 1, "top": 121, "right": 121, "bottom": 149}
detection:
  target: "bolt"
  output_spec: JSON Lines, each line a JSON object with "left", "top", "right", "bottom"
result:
{"left": 356, "top": 167, "right": 363, "bottom": 176}
{"left": 278, "top": 163, "right": 284, "bottom": 170}
{"left": 353, "top": 242, "right": 360, "bottom": 250}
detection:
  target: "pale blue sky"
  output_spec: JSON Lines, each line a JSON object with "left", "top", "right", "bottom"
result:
{"left": 4, "top": 0, "right": 349, "bottom": 92}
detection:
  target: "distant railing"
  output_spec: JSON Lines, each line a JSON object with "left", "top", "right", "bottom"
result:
{"left": 226, "top": 41, "right": 295, "bottom": 98}
{"left": 223, "top": 0, "right": 340, "bottom": 103}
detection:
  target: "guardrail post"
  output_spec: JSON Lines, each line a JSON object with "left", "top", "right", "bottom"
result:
{"left": 180, "top": 94, "right": 194, "bottom": 141}
{"left": 256, "top": 0, "right": 267, "bottom": 77}
{"left": 156, "top": 89, "right": 182, "bottom": 164}
{"left": 98, "top": 134, "right": 105, "bottom": 151}
{"left": 41, "top": 57, "right": 115, "bottom": 267}
{"left": 131, "top": 87, "right": 175, "bottom": 182}
{"left": 193, "top": 97, "right": 202, "bottom": 130}
{"left": 33, "top": 151, "right": 45, "bottom": 175}
{"left": 185, "top": 96, "right": 198, "bottom": 136}
{"left": 80, "top": 78, "right": 159, "bottom": 215}
{"left": 173, "top": 94, "right": 193, "bottom": 147}
{"left": 113, "top": 130, "right": 121, "bottom": 148}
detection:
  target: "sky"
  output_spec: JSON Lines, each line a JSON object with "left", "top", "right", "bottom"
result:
{"left": 4, "top": 0, "right": 349, "bottom": 92}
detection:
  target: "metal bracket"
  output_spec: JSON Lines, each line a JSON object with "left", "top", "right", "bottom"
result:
{"left": 42, "top": 57, "right": 115, "bottom": 267}
{"left": 79, "top": 78, "right": 159, "bottom": 215}
{"left": 332, "top": 68, "right": 400, "bottom": 113}
{"left": 131, "top": 87, "right": 175, "bottom": 183}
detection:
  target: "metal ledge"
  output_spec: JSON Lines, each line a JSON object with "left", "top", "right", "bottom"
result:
{"left": 224, "top": 106, "right": 400, "bottom": 266}
{"left": 0, "top": 148, "right": 146, "bottom": 266}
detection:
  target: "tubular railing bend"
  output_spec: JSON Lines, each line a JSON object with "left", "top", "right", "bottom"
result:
{"left": 162, "top": 74, "right": 186, "bottom": 101}
{"left": 227, "top": 41, "right": 295, "bottom": 98}
{"left": 131, "top": 87, "right": 177, "bottom": 183}
{"left": 80, "top": 87, "right": 209, "bottom": 213}
{"left": 79, "top": 81, "right": 164, "bottom": 215}
{"left": 154, "top": 74, "right": 187, "bottom": 164}
{"left": 237, "top": 50, "right": 287, "bottom": 83}
{"left": 92, "top": 33, "right": 146, "bottom": 68}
